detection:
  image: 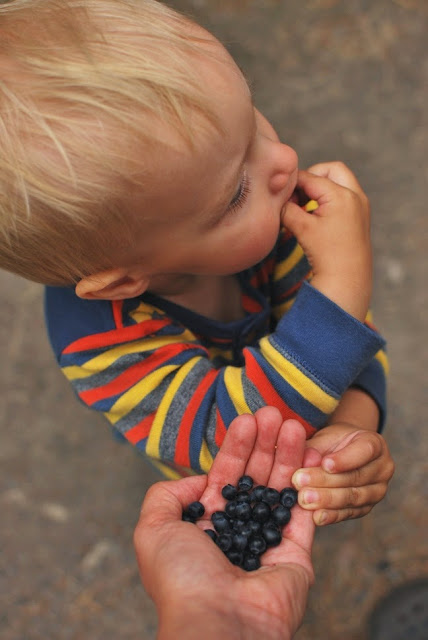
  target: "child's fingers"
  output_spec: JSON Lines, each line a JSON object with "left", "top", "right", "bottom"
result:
{"left": 296, "top": 170, "right": 365, "bottom": 212}
{"left": 321, "top": 431, "right": 386, "bottom": 474}
{"left": 302, "top": 447, "right": 323, "bottom": 468}
{"left": 298, "top": 482, "right": 388, "bottom": 513}
{"left": 305, "top": 161, "right": 364, "bottom": 194}
{"left": 281, "top": 200, "right": 316, "bottom": 239}
{"left": 294, "top": 170, "right": 340, "bottom": 205}
{"left": 244, "top": 406, "right": 284, "bottom": 485}
{"left": 293, "top": 457, "right": 390, "bottom": 493}
{"left": 312, "top": 505, "right": 373, "bottom": 526}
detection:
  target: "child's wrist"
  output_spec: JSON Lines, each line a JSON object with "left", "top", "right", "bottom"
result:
{"left": 310, "top": 274, "right": 370, "bottom": 322}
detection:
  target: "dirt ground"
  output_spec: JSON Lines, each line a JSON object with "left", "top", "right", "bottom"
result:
{"left": 1, "top": 1, "right": 427, "bottom": 638}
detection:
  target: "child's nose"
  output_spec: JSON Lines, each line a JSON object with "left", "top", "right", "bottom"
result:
{"left": 269, "top": 144, "right": 298, "bottom": 194}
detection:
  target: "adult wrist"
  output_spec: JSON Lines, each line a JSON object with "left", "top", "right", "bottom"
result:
{"left": 156, "top": 597, "right": 293, "bottom": 640}
{"left": 157, "top": 600, "right": 242, "bottom": 640}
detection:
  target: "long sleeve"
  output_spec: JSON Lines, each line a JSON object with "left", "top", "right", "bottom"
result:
{"left": 45, "top": 250, "right": 386, "bottom": 476}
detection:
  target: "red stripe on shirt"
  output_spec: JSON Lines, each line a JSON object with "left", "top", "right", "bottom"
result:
{"left": 250, "top": 258, "right": 275, "bottom": 288}
{"left": 242, "top": 294, "right": 263, "bottom": 313}
{"left": 63, "top": 317, "right": 174, "bottom": 354}
{"left": 112, "top": 300, "right": 124, "bottom": 329}
{"left": 214, "top": 408, "right": 227, "bottom": 448}
{"left": 78, "top": 343, "right": 191, "bottom": 405}
{"left": 125, "top": 412, "right": 155, "bottom": 445}
{"left": 174, "top": 369, "right": 219, "bottom": 468}
{"left": 245, "top": 349, "right": 316, "bottom": 438}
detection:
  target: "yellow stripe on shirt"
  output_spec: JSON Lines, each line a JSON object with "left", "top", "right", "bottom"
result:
{"left": 223, "top": 366, "right": 252, "bottom": 414}
{"left": 274, "top": 243, "right": 305, "bottom": 282}
{"left": 108, "top": 364, "right": 177, "bottom": 424}
{"left": 375, "top": 349, "right": 389, "bottom": 376}
{"left": 146, "top": 357, "right": 201, "bottom": 460}
{"left": 199, "top": 439, "right": 214, "bottom": 473}
{"left": 260, "top": 337, "right": 338, "bottom": 414}
{"left": 62, "top": 334, "right": 197, "bottom": 381}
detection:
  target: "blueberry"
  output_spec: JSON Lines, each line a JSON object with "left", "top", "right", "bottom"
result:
{"left": 280, "top": 487, "right": 298, "bottom": 508}
{"left": 252, "top": 501, "right": 271, "bottom": 523}
{"left": 232, "top": 532, "right": 249, "bottom": 551}
{"left": 236, "top": 491, "right": 251, "bottom": 503}
{"left": 205, "top": 529, "right": 217, "bottom": 542}
{"left": 234, "top": 501, "right": 252, "bottom": 521}
{"left": 262, "top": 524, "right": 282, "bottom": 547}
{"left": 272, "top": 505, "right": 291, "bottom": 527}
{"left": 243, "top": 554, "right": 261, "bottom": 572}
{"left": 247, "top": 520, "right": 262, "bottom": 535}
{"left": 186, "top": 501, "right": 205, "bottom": 519}
{"left": 182, "top": 512, "right": 196, "bottom": 523}
{"left": 225, "top": 501, "right": 238, "bottom": 518}
{"left": 238, "top": 475, "right": 254, "bottom": 491}
{"left": 238, "top": 522, "right": 254, "bottom": 538}
{"left": 226, "top": 549, "right": 244, "bottom": 566}
{"left": 231, "top": 518, "right": 246, "bottom": 531}
{"left": 263, "top": 487, "right": 280, "bottom": 505}
{"left": 250, "top": 485, "right": 266, "bottom": 502}
{"left": 211, "top": 511, "right": 230, "bottom": 533}
{"left": 217, "top": 532, "right": 233, "bottom": 552}
{"left": 248, "top": 535, "right": 267, "bottom": 556}
{"left": 222, "top": 484, "right": 238, "bottom": 501}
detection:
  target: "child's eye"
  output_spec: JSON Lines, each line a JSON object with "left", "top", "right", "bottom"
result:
{"left": 228, "top": 172, "right": 251, "bottom": 212}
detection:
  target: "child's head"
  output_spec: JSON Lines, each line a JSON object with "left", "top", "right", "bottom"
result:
{"left": 0, "top": 0, "right": 298, "bottom": 299}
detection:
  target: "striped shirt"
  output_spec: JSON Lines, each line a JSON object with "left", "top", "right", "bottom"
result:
{"left": 45, "top": 230, "right": 387, "bottom": 478}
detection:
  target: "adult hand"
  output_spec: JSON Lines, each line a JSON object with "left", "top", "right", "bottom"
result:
{"left": 134, "top": 406, "right": 319, "bottom": 640}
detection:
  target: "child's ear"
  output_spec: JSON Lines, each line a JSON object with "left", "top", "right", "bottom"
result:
{"left": 75, "top": 268, "right": 150, "bottom": 301}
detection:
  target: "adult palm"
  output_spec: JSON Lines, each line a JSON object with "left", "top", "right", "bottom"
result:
{"left": 135, "top": 407, "right": 320, "bottom": 640}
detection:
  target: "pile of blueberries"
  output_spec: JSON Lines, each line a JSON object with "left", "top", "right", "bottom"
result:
{"left": 182, "top": 475, "right": 298, "bottom": 572}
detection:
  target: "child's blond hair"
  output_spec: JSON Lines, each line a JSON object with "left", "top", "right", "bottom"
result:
{"left": 0, "top": 0, "right": 218, "bottom": 285}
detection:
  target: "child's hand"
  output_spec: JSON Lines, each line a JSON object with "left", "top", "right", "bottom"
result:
{"left": 291, "top": 423, "right": 395, "bottom": 526}
{"left": 282, "top": 161, "right": 372, "bottom": 322}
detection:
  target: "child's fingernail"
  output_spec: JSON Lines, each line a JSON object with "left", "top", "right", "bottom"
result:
{"left": 293, "top": 472, "right": 310, "bottom": 488}
{"left": 317, "top": 511, "right": 328, "bottom": 525}
{"left": 301, "top": 490, "right": 319, "bottom": 505}
{"left": 323, "top": 458, "right": 335, "bottom": 472}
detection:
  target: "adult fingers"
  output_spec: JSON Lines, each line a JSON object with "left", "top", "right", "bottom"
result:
{"left": 202, "top": 412, "right": 258, "bottom": 508}
{"left": 266, "top": 420, "right": 316, "bottom": 555}
{"left": 268, "top": 419, "right": 307, "bottom": 489}
{"left": 244, "top": 406, "right": 284, "bottom": 484}
{"left": 138, "top": 475, "right": 208, "bottom": 526}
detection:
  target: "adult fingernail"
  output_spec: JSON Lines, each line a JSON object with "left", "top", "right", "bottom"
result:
{"left": 301, "top": 490, "right": 319, "bottom": 505}
{"left": 293, "top": 472, "right": 310, "bottom": 488}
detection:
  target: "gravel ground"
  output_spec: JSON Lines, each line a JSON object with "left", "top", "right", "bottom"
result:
{"left": 1, "top": 1, "right": 427, "bottom": 638}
